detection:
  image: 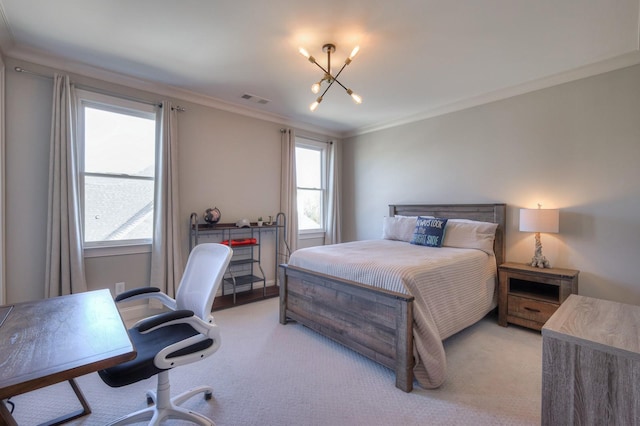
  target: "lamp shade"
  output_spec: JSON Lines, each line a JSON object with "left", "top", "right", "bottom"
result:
{"left": 519, "top": 208, "right": 559, "bottom": 233}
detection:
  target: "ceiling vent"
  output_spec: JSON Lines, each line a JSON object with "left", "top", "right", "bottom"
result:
{"left": 241, "top": 93, "right": 270, "bottom": 105}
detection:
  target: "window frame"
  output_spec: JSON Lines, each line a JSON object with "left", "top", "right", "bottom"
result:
{"left": 75, "top": 89, "right": 159, "bottom": 256}
{"left": 295, "top": 137, "right": 328, "bottom": 238}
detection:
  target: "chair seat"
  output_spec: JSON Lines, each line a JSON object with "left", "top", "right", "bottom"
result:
{"left": 99, "top": 323, "right": 213, "bottom": 388}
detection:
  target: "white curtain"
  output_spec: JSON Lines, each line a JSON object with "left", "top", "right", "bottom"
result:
{"left": 45, "top": 74, "right": 87, "bottom": 297}
{"left": 325, "top": 140, "right": 342, "bottom": 244}
{"left": 0, "top": 62, "right": 5, "bottom": 305}
{"left": 280, "top": 128, "right": 298, "bottom": 253}
{"left": 150, "top": 102, "right": 183, "bottom": 298}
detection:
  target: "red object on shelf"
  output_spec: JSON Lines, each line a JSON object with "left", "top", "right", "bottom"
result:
{"left": 220, "top": 238, "right": 257, "bottom": 247}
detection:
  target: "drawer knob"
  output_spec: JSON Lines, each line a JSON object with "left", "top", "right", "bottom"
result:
{"left": 524, "top": 306, "right": 541, "bottom": 313}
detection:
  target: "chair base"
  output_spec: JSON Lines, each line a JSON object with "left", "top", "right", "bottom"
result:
{"left": 107, "top": 371, "right": 214, "bottom": 426}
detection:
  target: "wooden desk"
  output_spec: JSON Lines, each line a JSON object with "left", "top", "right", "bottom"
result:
{"left": 0, "top": 289, "right": 135, "bottom": 425}
{"left": 541, "top": 294, "right": 640, "bottom": 425}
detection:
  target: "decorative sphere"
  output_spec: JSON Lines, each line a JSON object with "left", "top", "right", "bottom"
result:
{"left": 204, "top": 207, "right": 221, "bottom": 225}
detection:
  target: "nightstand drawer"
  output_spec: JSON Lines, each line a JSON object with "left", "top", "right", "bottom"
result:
{"left": 508, "top": 295, "right": 558, "bottom": 324}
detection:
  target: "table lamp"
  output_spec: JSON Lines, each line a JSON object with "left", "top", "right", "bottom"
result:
{"left": 519, "top": 204, "right": 559, "bottom": 268}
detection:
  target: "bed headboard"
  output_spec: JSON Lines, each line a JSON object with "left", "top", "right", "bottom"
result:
{"left": 389, "top": 203, "right": 506, "bottom": 266}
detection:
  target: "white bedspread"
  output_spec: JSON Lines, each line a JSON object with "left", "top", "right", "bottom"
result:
{"left": 288, "top": 239, "right": 497, "bottom": 388}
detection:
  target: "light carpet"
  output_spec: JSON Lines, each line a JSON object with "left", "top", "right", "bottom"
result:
{"left": 9, "top": 297, "right": 542, "bottom": 425}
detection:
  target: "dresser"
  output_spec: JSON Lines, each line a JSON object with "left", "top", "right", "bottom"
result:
{"left": 541, "top": 294, "right": 640, "bottom": 425}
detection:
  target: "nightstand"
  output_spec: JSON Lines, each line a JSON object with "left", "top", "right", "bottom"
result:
{"left": 498, "top": 262, "right": 579, "bottom": 330}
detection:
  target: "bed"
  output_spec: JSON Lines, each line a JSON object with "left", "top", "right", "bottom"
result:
{"left": 278, "top": 203, "right": 506, "bottom": 392}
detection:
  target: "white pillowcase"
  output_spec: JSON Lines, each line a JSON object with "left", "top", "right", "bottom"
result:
{"left": 442, "top": 219, "right": 498, "bottom": 255}
{"left": 382, "top": 216, "right": 418, "bottom": 242}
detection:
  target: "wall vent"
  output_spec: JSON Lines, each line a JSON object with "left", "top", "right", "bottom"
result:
{"left": 241, "top": 93, "right": 270, "bottom": 105}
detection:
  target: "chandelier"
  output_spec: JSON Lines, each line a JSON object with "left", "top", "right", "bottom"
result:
{"left": 298, "top": 43, "right": 362, "bottom": 111}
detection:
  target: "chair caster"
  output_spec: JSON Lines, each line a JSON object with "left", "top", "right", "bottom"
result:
{"left": 204, "top": 390, "right": 212, "bottom": 400}
{"left": 147, "top": 396, "right": 154, "bottom": 405}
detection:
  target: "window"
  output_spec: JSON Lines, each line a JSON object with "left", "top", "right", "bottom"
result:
{"left": 76, "top": 90, "right": 158, "bottom": 250}
{"left": 295, "top": 137, "right": 327, "bottom": 233}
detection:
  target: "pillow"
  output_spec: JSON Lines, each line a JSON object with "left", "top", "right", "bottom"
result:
{"left": 442, "top": 219, "right": 498, "bottom": 254}
{"left": 410, "top": 216, "right": 448, "bottom": 247}
{"left": 382, "top": 216, "right": 418, "bottom": 242}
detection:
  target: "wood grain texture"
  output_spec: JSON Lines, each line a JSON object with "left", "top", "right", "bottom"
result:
{"left": 0, "top": 289, "right": 135, "bottom": 400}
{"left": 280, "top": 203, "right": 505, "bottom": 392}
{"left": 282, "top": 265, "right": 415, "bottom": 388}
{"left": 541, "top": 295, "right": 640, "bottom": 425}
{"left": 498, "top": 262, "right": 579, "bottom": 330}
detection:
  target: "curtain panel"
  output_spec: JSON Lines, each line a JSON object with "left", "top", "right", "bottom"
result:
{"left": 150, "top": 102, "right": 184, "bottom": 298}
{"left": 45, "top": 74, "right": 87, "bottom": 297}
{"left": 280, "top": 128, "right": 298, "bottom": 253}
{"left": 325, "top": 140, "right": 341, "bottom": 245}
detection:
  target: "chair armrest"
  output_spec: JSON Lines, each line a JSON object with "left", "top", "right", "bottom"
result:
{"left": 136, "top": 309, "right": 195, "bottom": 333}
{"left": 136, "top": 309, "right": 216, "bottom": 338}
{"left": 115, "top": 287, "right": 160, "bottom": 302}
{"left": 134, "top": 309, "right": 222, "bottom": 370}
{"left": 114, "top": 286, "right": 177, "bottom": 311}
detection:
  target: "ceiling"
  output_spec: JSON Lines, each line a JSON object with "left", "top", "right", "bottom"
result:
{"left": 1, "top": 1, "right": 639, "bottom": 137}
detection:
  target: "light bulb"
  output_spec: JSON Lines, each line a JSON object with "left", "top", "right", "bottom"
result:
{"left": 345, "top": 46, "right": 360, "bottom": 65}
{"left": 349, "top": 46, "right": 360, "bottom": 60}
{"left": 299, "top": 47, "right": 315, "bottom": 64}
{"left": 311, "top": 82, "right": 321, "bottom": 94}
{"left": 298, "top": 47, "right": 310, "bottom": 59}
{"left": 347, "top": 89, "right": 362, "bottom": 104}
{"left": 310, "top": 97, "right": 323, "bottom": 112}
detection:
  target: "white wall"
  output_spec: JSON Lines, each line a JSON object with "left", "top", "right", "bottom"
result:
{"left": 4, "top": 57, "right": 288, "bottom": 303}
{"left": 343, "top": 64, "right": 640, "bottom": 305}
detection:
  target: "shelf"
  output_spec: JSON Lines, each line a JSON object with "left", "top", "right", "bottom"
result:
{"left": 224, "top": 275, "right": 265, "bottom": 286}
{"left": 229, "top": 258, "right": 260, "bottom": 267}
{"left": 509, "top": 278, "right": 559, "bottom": 303}
{"left": 229, "top": 243, "right": 259, "bottom": 248}
{"left": 191, "top": 223, "right": 282, "bottom": 232}
{"left": 213, "top": 285, "right": 279, "bottom": 311}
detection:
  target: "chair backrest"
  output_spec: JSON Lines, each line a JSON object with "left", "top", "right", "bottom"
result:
{"left": 175, "top": 243, "right": 233, "bottom": 321}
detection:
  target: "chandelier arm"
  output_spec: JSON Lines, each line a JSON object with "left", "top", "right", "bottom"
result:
{"left": 329, "top": 63, "right": 350, "bottom": 92}
{"left": 332, "top": 63, "right": 348, "bottom": 81}
{"left": 313, "top": 61, "right": 349, "bottom": 89}
{"left": 312, "top": 61, "right": 330, "bottom": 76}
{"left": 331, "top": 77, "right": 349, "bottom": 92}
{"left": 319, "top": 76, "right": 337, "bottom": 98}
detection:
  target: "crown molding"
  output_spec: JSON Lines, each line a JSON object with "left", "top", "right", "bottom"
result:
{"left": 347, "top": 50, "right": 640, "bottom": 138}
{"left": 4, "top": 45, "right": 342, "bottom": 139}
{"left": 6, "top": 44, "right": 639, "bottom": 141}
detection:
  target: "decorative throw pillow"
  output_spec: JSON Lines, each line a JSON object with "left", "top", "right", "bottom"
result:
{"left": 410, "top": 216, "right": 448, "bottom": 247}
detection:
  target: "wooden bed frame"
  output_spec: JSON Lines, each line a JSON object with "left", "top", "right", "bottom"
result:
{"left": 279, "top": 203, "right": 506, "bottom": 392}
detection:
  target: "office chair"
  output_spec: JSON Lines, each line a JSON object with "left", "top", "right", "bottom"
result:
{"left": 99, "top": 243, "right": 233, "bottom": 425}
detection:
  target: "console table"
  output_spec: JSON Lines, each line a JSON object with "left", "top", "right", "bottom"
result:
{"left": 541, "top": 294, "right": 640, "bottom": 425}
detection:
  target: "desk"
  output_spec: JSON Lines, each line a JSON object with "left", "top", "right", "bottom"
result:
{"left": 0, "top": 289, "right": 136, "bottom": 425}
{"left": 541, "top": 294, "right": 640, "bottom": 425}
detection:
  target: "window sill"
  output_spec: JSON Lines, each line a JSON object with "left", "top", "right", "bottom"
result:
{"left": 84, "top": 243, "right": 152, "bottom": 258}
{"left": 298, "top": 231, "right": 325, "bottom": 240}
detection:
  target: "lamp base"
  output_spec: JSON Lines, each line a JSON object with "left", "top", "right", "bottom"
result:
{"left": 529, "top": 254, "right": 551, "bottom": 269}
{"left": 530, "top": 232, "right": 551, "bottom": 268}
